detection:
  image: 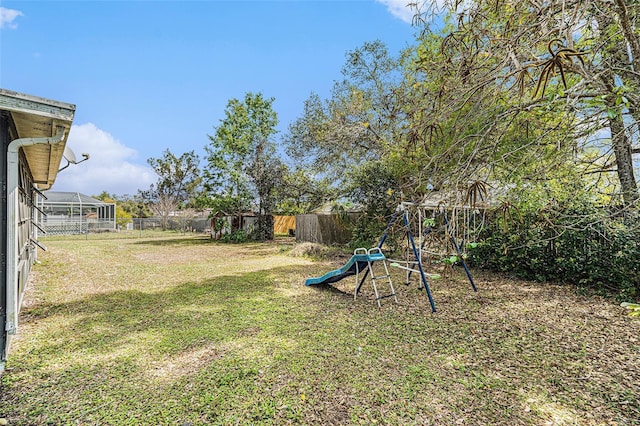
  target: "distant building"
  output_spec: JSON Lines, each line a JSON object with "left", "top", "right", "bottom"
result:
{"left": 0, "top": 89, "right": 76, "bottom": 372}
{"left": 38, "top": 191, "right": 116, "bottom": 235}
{"left": 209, "top": 211, "right": 257, "bottom": 239}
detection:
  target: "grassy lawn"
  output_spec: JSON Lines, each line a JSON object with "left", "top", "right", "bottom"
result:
{"left": 1, "top": 235, "right": 638, "bottom": 425}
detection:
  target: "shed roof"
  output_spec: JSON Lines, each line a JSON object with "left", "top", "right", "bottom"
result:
{"left": 0, "top": 89, "right": 76, "bottom": 189}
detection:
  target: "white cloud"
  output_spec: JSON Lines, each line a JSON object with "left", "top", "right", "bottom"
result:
{"left": 0, "top": 7, "right": 24, "bottom": 30}
{"left": 52, "top": 123, "right": 156, "bottom": 196}
{"left": 377, "top": 0, "right": 454, "bottom": 24}
{"left": 376, "top": 0, "right": 417, "bottom": 24}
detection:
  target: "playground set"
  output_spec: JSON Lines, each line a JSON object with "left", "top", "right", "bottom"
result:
{"left": 305, "top": 201, "right": 483, "bottom": 312}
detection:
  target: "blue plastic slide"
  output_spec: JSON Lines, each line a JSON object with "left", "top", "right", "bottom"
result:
{"left": 305, "top": 249, "right": 385, "bottom": 286}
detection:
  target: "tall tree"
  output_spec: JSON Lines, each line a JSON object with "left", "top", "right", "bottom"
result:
{"left": 142, "top": 149, "right": 201, "bottom": 230}
{"left": 285, "top": 41, "right": 410, "bottom": 186}
{"left": 206, "top": 92, "right": 283, "bottom": 240}
{"left": 276, "top": 167, "right": 336, "bottom": 215}
{"left": 410, "top": 0, "right": 639, "bottom": 208}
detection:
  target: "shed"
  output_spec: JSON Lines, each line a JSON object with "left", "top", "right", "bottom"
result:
{"left": 210, "top": 211, "right": 258, "bottom": 240}
{"left": 0, "top": 89, "right": 75, "bottom": 372}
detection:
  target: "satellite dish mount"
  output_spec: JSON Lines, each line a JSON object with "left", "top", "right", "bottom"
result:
{"left": 58, "top": 146, "right": 90, "bottom": 172}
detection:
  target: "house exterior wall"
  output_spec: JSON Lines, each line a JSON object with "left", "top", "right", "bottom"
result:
{"left": 0, "top": 112, "right": 39, "bottom": 367}
{"left": 0, "top": 111, "right": 9, "bottom": 367}
{"left": 0, "top": 90, "right": 74, "bottom": 372}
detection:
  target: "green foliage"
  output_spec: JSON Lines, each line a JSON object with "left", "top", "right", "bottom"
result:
{"left": 282, "top": 5, "right": 640, "bottom": 299}
{"left": 206, "top": 92, "right": 283, "bottom": 240}
{"left": 443, "top": 255, "right": 460, "bottom": 265}
{"left": 115, "top": 205, "right": 132, "bottom": 229}
{"left": 92, "top": 192, "right": 134, "bottom": 228}
{"left": 413, "top": 0, "right": 640, "bottom": 207}
{"left": 276, "top": 168, "right": 336, "bottom": 215}
{"left": 284, "top": 41, "right": 407, "bottom": 187}
{"left": 99, "top": 193, "right": 153, "bottom": 218}
{"left": 219, "top": 230, "right": 249, "bottom": 244}
{"left": 146, "top": 149, "right": 201, "bottom": 204}
{"left": 349, "top": 217, "right": 384, "bottom": 252}
{"left": 198, "top": 191, "right": 252, "bottom": 217}
{"left": 346, "top": 160, "right": 401, "bottom": 250}
{"left": 93, "top": 191, "right": 115, "bottom": 202}
{"left": 211, "top": 217, "right": 226, "bottom": 233}
{"left": 470, "top": 194, "right": 640, "bottom": 299}
{"left": 423, "top": 218, "right": 436, "bottom": 228}
{"left": 141, "top": 149, "right": 201, "bottom": 230}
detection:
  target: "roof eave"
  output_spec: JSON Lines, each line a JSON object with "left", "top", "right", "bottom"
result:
{"left": 0, "top": 89, "right": 76, "bottom": 189}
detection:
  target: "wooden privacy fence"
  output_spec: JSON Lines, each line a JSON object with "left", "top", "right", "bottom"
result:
{"left": 295, "top": 214, "right": 352, "bottom": 245}
{"left": 274, "top": 215, "right": 296, "bottom": 234}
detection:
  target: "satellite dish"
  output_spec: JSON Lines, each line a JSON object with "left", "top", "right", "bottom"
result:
{"left": 63, "top": 146, "right": 77, "bottom": 164}
{"left": 59, "top": 146, "right": 90, "bottom": 172}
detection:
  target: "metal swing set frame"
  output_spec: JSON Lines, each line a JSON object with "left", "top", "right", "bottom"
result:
{"left": 355, "top": 202, "right": 478, "bottom": 313}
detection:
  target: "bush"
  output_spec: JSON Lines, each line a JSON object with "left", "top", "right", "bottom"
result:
{"left": 220, "top": 230, "right": 249, "bottom": 244}
{"left": 469, "top": 201, "right": 640, "bottom": 299}
{"left": 345, "top": 160, "right": 401, "bottom": 252}
{"left": 349, "top": 213, "right": 387, "bottom": 251}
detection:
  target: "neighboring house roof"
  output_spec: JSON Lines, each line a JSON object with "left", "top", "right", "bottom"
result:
{"left": 212, "top": 210, "right": 256, "bottom": 217}
{"left": 42, "top": 191, "right": 105, "bottom": 205}
{"left": 416, "top": 184, "right": 503, "bottom": 209}
{"left": 169, "top": 208, "right": 213, "bottom": 218}
{"left": 311, "top": 203, "right": 362, "bottom": 215}
{"left": 0, "top": 89, "right": 76, "bottom": 190}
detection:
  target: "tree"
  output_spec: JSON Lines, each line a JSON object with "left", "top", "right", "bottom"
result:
{"left": 142, "top": 149, "right": 201, "bottom": 230}
{"left": 409, "top": 0, "right": 639, "bottom": 208}
{"left": 276, "top": 167, "right": 336, "bottom": 215}
{"left": 400, "top": 1, "right": 640, "bottom": 297}
{"left": 285, "top": 41, "right": 410, "bottom": 186}
{"left": 114, "top": 194, "right": 153, "bottom": 218}
{"left": 206, "top": 92, "right": 283, "bottom": 240}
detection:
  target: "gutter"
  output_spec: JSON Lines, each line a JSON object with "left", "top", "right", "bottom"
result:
{"left": 5, "top": 127, "right": 65, "bottom": 336}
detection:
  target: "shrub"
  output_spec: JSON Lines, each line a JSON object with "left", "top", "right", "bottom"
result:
{"left": 349, "top": 213, "right": 387, "bottom": 251}
{"left": 220, "top": 230, "right": 249, "bottom": 244}
{"left": 469, "top": 201, "right": 640, "bottom": 299}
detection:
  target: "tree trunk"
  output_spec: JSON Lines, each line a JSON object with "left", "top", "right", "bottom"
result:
{"left": 256, "top": 214, "right": 274, "bottom": 241}
{"left": 608, "top": 113, "right": 639, "bottom": 207}
{"left": 595, "top": 8, "right": 639, "bottom": 208}
{"left": 613, "top": 0, "right": 640, "bottom": 77}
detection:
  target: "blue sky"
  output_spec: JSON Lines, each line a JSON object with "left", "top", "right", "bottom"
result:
{"left": 0, "top": 0, "right": 421, "bottom": 196}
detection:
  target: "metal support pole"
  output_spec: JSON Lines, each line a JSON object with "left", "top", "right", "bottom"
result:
{"left": 403, "top": 212, "right": 437, "bottom": 313}
{"left": 442, "top": 212, "right": 478, "bottom": 292}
